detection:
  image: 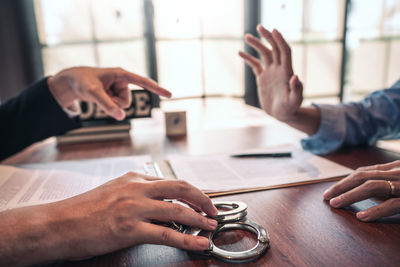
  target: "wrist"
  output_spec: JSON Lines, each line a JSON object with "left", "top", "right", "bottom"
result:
{"left": 0, "top": 205, "right": 70, "bottom": 265}
{"left": 276, "top": 111, "right": 301, "bottom": 124}
{"left": 47, "top": 76, "right": 76, "bottom": 109}
{"left": 278, "top": 106, "right": 321, "bottom": 136}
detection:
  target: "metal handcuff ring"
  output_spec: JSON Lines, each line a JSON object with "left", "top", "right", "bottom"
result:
{"left": 184, "top": 201, "right": 270, "bottom": 262}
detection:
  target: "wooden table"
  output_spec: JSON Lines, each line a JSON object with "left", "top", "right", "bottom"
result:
{"left": 3, "top": 98, "right": 400, "bottom": 266}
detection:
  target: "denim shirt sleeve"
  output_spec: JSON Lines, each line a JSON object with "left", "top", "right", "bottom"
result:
{"left": 301, "top": 79, "right": 400, "bottom": 155}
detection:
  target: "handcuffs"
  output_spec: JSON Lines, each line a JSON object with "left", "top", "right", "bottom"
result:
{"left": 166, "top": 201, "right": 270, "bottom": 263}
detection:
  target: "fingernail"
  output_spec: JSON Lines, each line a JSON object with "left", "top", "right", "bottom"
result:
{"left": 356, "top": 211, "right": 368, "bottom": 221}
{"left": 112, "top": 108, "right": 125, "bottom": 120}
{"left": 196, "top": 237, "right": 210, "bottom": 249}
{"left": 329, "top": 197, "right": 341, "bottom": 208}
{"left": 207, "top": 219, "right": 218, "bottom": 229}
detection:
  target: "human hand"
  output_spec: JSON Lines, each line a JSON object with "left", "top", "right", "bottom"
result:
{"left": 239, "top": 25, "right": 303, "bottom": 122}
{"left": 51, "top": 172, "right": 218, "bottom": 260}
{"left": 323, "top": 161, "right": 400, "bottom": 222}
{"left": 48, "top": 67, "right": 171, "bottom": 120}
{"left": 0, "top": 172, "right": 219, "bottom": 265}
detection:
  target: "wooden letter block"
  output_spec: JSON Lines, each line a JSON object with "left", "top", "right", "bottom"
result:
{"left": 164, "top": 111, "right": 187, "bottom": 137}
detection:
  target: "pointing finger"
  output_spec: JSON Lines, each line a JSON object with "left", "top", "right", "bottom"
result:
{"left": 116, "top": 69, "right": 172, "bottom": 98}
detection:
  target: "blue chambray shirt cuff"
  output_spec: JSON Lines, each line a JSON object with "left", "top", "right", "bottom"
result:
{"left": 301, "top": 104, "right": 346, "bottom": 155}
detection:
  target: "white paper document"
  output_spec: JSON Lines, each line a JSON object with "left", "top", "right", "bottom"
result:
{"left": 0, "top": 155, "right": 152, "bottom": 211}
{"left": 167, "top": 147, "right": 353, "bottom": 193}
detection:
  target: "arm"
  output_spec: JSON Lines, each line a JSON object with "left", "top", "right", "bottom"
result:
{"left": 240, "top": 26, "right": 400, "bottom": 222}
{"left": 0, "top": 78, "right": 81, "bottom": 160}
{"left": 302, "top": 86, "right": 400, "bottom": 154}
{"left": 0, "top": 173, "right": 218, "bottom": 266}
{"left": 239, "top": 25, "right": 321, "bottom": 136}
{"left": 0, "top": 67, "right": 171, "bottom": 160}
{"left": 240, "top": 25, "right": 400, "bottom": 154}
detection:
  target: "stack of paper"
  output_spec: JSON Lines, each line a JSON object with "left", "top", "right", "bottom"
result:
{"left": 167, "top": 146, "right": 353, "bottom": 196}
{"left": 0, "top": 156, "right": 152, "bottom": 211}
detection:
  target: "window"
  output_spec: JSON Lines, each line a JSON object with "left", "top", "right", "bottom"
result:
{"left": 34, "top": 0, "right": 147, "bottom": 78}
{"left": 34, "top": 0, "right": 244, "bottom": 99}
{"left": 261, "top": 0, "right": 345, "bottom": 103}
{"left": 346, "top": 0, "right": 400, "bottom": 100}
{"left": 33, "top": 0, "right": 400, "bottom": 104}
{"left": 153, "top": 0, "right": 244, "bottom": 99}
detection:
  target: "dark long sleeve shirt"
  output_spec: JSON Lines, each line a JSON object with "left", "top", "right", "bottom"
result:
{"left": 0, "top": 78, "right": 81, "bottom": 160}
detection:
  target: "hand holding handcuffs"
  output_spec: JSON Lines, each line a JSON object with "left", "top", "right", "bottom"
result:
{"left": 162, "top": 200, "right": 270, "bottom": 263}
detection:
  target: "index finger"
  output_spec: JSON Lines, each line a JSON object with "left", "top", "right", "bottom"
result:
{"left": 117, "top": 69, "right": 172, "bottom": 98}
{"left": 146, "top": 180, "right": 218, "bottom": 217}
{"left": 329, "top": 180, "right": 391, "bottom": 209}
{"left": 323, "top": 169, "right": 400, "bottom": 200}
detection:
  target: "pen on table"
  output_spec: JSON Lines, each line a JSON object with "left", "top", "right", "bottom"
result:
{"left": 230, "top": 152, "right": 292, "bottom": 158}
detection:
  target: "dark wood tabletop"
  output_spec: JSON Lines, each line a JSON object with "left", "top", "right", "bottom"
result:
{"left": 3, "top": 98, "right": 400, "bottom": 266}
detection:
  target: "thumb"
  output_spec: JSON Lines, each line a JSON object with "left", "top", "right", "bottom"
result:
{"left": 289, "top": 75, "right": 303, "bottom": 100}
{"left": 88, "top": 86, "right": 126, "bottom": 121}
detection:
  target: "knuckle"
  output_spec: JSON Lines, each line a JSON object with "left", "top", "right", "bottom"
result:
{"left": 140, "top": 79, "right": 151, "bottom": 88}
{"left": 353, "top": 171, "right": 368, "bottom": 182}
{"left": 370, "top": 170, "right": 381, "bottom": 177}
{"left": 200, "top": 216, "right": 209, "bottom": 226}
{"left": 373, "top": 204, "right": 384, "bottom": 214}
{"left": 113, "top": 67, "right": 125, "bottom": 73}
{"left": 356, "top": 166, "right": 368, "bottom": 171}
{"left": 387, "top": 198, "right": 400, "bottom": 209}
{"left": 362, "top": 180, "right": 378, "bottom": 193}
{"left": 171, "top": 203, "right": 184, "bottom": 216}
{"left": 86, "top": 83, "right": 100, "bottom": 94}
{"left": 176, "top": 180, "right": 191, "bottom": 192}
{"left": 161, "top": 229, "right": 172, "bottom": 243}
{"left": 124, "top": 171, "right": 139, "bottom": 178}
{"left": 183, "top": 234, "right": 192, "bottom": 247}
{"left": 109, "top": 200, "right": 141, "bottom": 236}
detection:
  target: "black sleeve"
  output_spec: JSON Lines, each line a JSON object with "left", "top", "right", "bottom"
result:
{"left": 0, "top": 78, "right": 81, "bottom": 160}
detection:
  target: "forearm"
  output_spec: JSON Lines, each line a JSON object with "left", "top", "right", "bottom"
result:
{"left": 0, "top": 204, "right": 69, "bottom": 266}
{"left": 0, "top": 78, "right": 81, "bottom": 160}
{"left": 280, "top": 106, "right": 321, "bottom": 136}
